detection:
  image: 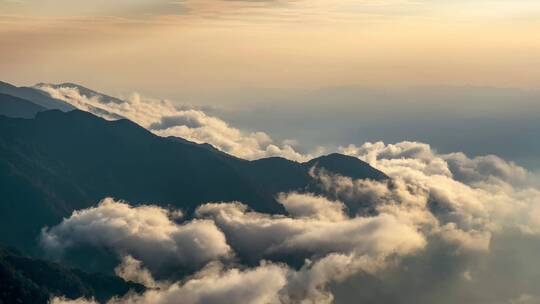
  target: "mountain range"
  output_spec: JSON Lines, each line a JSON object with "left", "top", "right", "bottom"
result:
{"left": 0, "top": 80, "right": 387, "bottom": 303}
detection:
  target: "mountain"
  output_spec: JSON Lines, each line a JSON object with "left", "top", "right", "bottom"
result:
{"left": 0, "top": 109, "right": 387, "bottom": 252}
{"left": 0, "top": 81, "right": 74, "bottom": 111}
{"left": 305, "top": 153, "right": 387, "bottom": 181}
{"left": 0, "top": 93, "right": 46, "bottom": 118}
{"left": 0, "top": 246, "right": 143, "bottom": 304}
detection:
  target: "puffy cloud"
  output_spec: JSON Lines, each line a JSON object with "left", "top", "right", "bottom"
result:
{"left": 277, "top": 192, "right": 347, "bottom": 221}
{"left": 114, "top": 255, "right": 158, "bottom": 288}
{"left": 109, "top": 262, "right": 289, "bottom": 304}
{"left": 45, "top": 193, "right": 426, "bottom": 304}
{"left": 41, "top": 198, "right": 231, "bottom": 273}
{"left": 53, "top": 253, "right": 388, "bottom": 304}
{"left": 36, "top": 84, "right": 318, "bottom": 161}
{"left": 436, "top": 223, "right": 491, "bottom": 253}
{"left": 60, "top": 257, "right": 370, "bottom": 304}
{"left": 283, "top": 252, "right": 387, "bottom": 304}
{"left": 195, "top": 201, "right": 426, "bottom": 262}
{"left": 340, "top": 141, "right": 532, "bottom": 186}
{"left": 50, "top": 298, "right": 98, "bottom": 304}
{"left": 336, "top": 141, "right": 540, "bottom": 253}
{"left": 444, "top": 152, "right": 529, "bottom": 186}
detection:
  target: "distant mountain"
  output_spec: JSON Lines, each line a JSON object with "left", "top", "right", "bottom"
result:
{"left": 0, "top": 109, "right": 387, "bottom": 252}
{"left": 0, "top": 81, "right": 74, "bottom": 111}
{"left": 0, "top": 93, "right": 46, "bottom": 118}
{"left": 0, "top": 246, "right": 143, "bottom": 304}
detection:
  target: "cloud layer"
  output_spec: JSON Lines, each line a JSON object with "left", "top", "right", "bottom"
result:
{"left": 44, "top": 193, "right": 426, "bottom": 303}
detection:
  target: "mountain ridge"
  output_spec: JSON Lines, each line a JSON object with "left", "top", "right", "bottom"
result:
{"left": 0, "top": 93, "right": 46, "bottom": 118}
{"left": 36, "top": 82, "right": 125, "bottom": 104}
{"left": 0, "top": 81, "right": 74, "bottom": 111}
{"left": 0, "top": 109, "right": 387, "bottom": 252}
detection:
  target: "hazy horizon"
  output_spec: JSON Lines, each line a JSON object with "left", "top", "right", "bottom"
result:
{"left": 5, "top": 79, "right": 539, "bottom": 170}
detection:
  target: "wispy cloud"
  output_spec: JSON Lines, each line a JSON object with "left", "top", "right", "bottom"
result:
{"left": 36, "top": 84, "right": 321, "bottom": 161}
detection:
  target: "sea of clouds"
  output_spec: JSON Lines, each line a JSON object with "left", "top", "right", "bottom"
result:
{"left": 37, "top": 85, "right": 540, "bottom": 304}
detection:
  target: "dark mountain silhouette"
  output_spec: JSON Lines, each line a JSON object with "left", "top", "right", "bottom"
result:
{"left": 305, "top": 153, "right": 387, "bottom": 180}
{"left": 0, "top": 109, "right": 386, "bottom": 252}
{"left": 0, "top": 93, "right": 46, "bottom": 118}
{"left": 0, "top": 81, "right": 74, "bottom": 111}
{"left": 0, "top": 246, "right": 143, "bottom": 304}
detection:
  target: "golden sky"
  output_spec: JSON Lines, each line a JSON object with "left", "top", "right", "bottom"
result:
{"left": 1, "top": 0, "right": 540, "bottom": 94}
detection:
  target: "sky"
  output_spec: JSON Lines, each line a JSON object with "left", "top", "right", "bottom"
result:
{"left": 2, "top": 0, "right": 539, "bottom": 169}
{"left": 2, "top": 0, "right": 540, "bottom": 94}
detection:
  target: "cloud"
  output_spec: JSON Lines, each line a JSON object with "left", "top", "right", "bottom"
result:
{"left": 110, "top": 261, "right": 288, "bottom": 304}
{"left": 283, "top": 252, "right": 387, "bottom": 304}
{"left": 40, "top": 198, "right": 231, "bottom": 274}
{"left": 114, "top": 255, "right": 159, "bottom": 288}
{"left": 44, "top": 191, "right": 426, "bottom": 303}
{"left": 36, "top": 84, "right": 318, "bottom": 161}
{"left": 195, "top": 201, "right": 425, "bottom": 262}
{"left": 50, "top": 298, "right": 98, "bottom": 304}
{"left": 277, "top": 192, "right": 347, "bottom": 221}
{"left": 54, "top": 261, "right": 288, "bottom": 304}
{"left": 52, "top": 254, "right": 383, "bottom": 304}
{"left": 339, "top": 141, "right": 532, "bottom": 185}
{"left": 336, "top": 141, "right": 540, "bottom": 252}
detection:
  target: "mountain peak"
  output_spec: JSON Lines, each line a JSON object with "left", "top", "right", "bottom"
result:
{"left": 305, "top": 153, "right": 387, "bottom": 181}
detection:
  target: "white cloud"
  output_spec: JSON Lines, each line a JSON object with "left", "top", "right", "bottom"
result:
{"left": 109, "top": 262, "right": 289, "bottom": 304}
{"left": 114, "top": 255, "right": 159, "bottom": 288}
{"left": 36, "top": 84, "right": 318, "bottom": 161}
{"left": 45, "top": 192, "right": 426, "bottom": 304}
{"left": 41, "top": 198, "right": 232, "bottom": 273}
{"left": 50, "top": 298, "right": 98, "bottom": 304}
{"left": 339, "top": 141, "right": 532, "bottom": 186}
{"left": 195, "top": 201, "right": 425, "bottom": 262}
{"left": 283, "top": 252, "right": 386, "bottom": 304}
{"left": 52, "top": 253, "right": 387, "bottom": 304}
{"left": 336, "top": 141, "right": 540, "bottom": 252}
{"left": 277, "top": 192, "right": 347, "bottom": 221}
